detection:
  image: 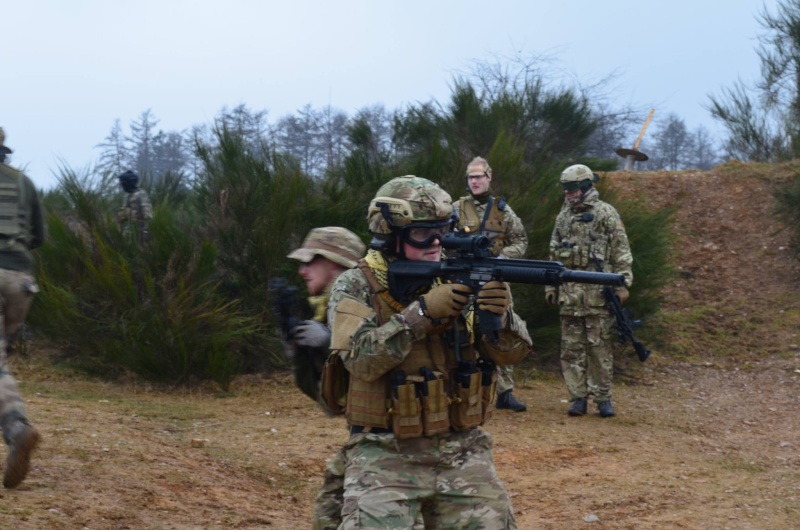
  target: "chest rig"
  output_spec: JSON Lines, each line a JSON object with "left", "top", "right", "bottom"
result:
{"left": 343, "top": 262, "right": 498, "bottom": 439}
{"left": 553, "top": 207, "right": 612, "bottom": 271}
{"left": 458, "top": 196, "right": 507, "bottom": 257}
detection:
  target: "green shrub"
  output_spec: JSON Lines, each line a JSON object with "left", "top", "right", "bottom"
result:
{"left": 30, "top": 169, "right": 257, "bottom": 390}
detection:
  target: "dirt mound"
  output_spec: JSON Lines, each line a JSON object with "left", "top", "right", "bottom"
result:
{"left": 2, "top": 163, "right": 799, "bottom": 529}
{"left": 609, "top": 161, "right": 800, "bottom": 360}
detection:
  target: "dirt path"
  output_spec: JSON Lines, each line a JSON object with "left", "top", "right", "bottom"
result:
{"left": 2, "top": 163, "right": 799, "bottom": 529}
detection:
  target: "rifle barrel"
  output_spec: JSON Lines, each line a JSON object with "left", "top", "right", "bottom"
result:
{"left": 561, "top": 269, "right": 626, "bottom": 287}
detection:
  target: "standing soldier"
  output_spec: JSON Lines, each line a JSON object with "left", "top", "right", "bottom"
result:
{"left": 0, "top": 127, "right": 45, "bottom": 488}
{"left": 454, "top": 156, "right": 529, "bottom": 412}
{"left": 545, "top": 164, "right": 633, "bottom": 417}
{"left": 326, "top": 175, "right": 532, "bottom": 528}
{"left": 282, "top": 226, "right": 366, "bottom": 530}
{"left": 116, "top": 170, "right": 153, "bottom": 241}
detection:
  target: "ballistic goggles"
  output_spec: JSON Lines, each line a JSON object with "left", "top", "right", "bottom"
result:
{"left": 401, "top": 220, "right": 454, "bottom": 248}
{"left": 562, "top": 180, "right": 592, "bottom": 193}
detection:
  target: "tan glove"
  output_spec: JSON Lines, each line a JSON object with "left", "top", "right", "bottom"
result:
{"left": 476, "top": 280, "right": 510, "bottom": 315}
{"left": 545, "top": 290, "right": 557, "bottom": 305}
{"left": 421, "top": 283, "right": 473, "bottom": 320}
{"left": 615, "top": 286, "right": 629, "bottom": 305}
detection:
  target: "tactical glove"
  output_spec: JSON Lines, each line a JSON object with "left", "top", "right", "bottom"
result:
{"left": 476, "top": 280, "right": 511, "bottom": 315}
{"left": 614, "top": 286, "right": 629, "bottom": 305}
{"left": 290, "top": 320, "right": 331, "bottom": 349}
{"left": 421, "top": 283, "right": 473, "bottom": 320}
{"left": 545, "top": 290, "right": 557, "bottom": 305}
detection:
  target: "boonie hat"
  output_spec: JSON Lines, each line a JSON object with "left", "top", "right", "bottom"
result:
{"left": 288, "top": 227, "right": 366, "bottom": 269}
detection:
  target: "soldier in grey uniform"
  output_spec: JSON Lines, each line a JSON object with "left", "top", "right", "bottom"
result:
{"left": 325, "top": 175, "right": 532, "bottom": 529}
{"left": 0, "top": 127, "right": 44, "bottom": 488}
{"left": 545, "top": 164, "right": 633, "bottom": 418}
{"left": 116, "top": 170, "right": 153, "bottom": 241}
{"left": 453, "top": 156, "right": 529, "bottom": 412}
{"left": 282, "top": 227, "right": 366, "bottom": 530}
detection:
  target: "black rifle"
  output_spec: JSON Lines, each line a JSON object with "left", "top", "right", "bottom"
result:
{"left": 387, "top": 231, "right": 626, "bottom": 343}
{"left": 591, "top": 255, "right": 651, "bottom": 363}
{"left": 269, "top": 278, "right": 323, "bottom": 401}
{"left": 269, "top": 278, "right": 306, "bottom": 340}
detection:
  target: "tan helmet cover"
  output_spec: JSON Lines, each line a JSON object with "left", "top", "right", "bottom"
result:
{"left": 367, "top": 175, "right": 454, "bottom": 235}
{"left": 561, "top": 164, "right": 597, "bottom": 183}
{"left": 287, "top": 227, "right": 366, "bottom": 269}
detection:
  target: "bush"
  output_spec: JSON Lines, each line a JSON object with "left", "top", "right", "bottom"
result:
{"left": 30, "top": 169, "right": 257, "bottom": 390}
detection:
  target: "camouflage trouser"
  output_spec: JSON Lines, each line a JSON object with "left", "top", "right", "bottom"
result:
{"left": 312, "top": 446, "right": 345, "bottom": 530}
{"left": 0, "top": 269, "right": 35, "bottom": 424}
{"left": 495, "top": 365, "right": 515, "bottom": 395}
{"left": 559, "top": 314, "right": 614, "bottom": 403}
{"left": 339, "top": 428, "right": 516, "bottom": 530}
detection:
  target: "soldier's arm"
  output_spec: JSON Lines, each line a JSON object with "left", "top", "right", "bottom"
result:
{"left": 499, "top": 204, "right": 528, "bottom": 259}
{"left": 606, "top": 207, "right": 633, "bottom": 287}
{"left": 477, "top": 306, "right": 532, "bottom": 366}
{"left": 328, "top": 270, "right": 427, "bottom": 383}
{"left": 544, "top": 216, "right": 562, "bottom": 296}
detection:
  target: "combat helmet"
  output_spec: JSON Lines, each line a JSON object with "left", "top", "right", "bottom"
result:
{"left": 560, "top": 164, "right": 599, "bottom": 188}
{"left": 118, "top": 170, "right": 139, "bottom": 193}
{"left": 560, "top": 164, "right": 599, "bottom": 205}
{"left": 367, "top": 175, "right": 455, "bottom": 256}
{"left": 287, "top": 227, "right": 366, "bottom": 269}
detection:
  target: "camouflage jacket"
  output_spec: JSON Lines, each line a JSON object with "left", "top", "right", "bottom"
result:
{"left": 119, "top": 189, "right": 153, "bottom": 224}
{"left": 454, "top": 195, "right": 528, "bottom": 258}
{"left": 0, "top": 163, "right": 46, "bottom": 273}
{"left": 546, "top": 189, "right": 633, "bottom": 317}
{"left": 328, "top": 253, "right": 532, "bottom": 383}
{"left": 118, "top": 189, "right": 153, "bottom": 230}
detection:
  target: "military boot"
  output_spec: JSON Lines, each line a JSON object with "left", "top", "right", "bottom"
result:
{"left": 496, "top": 390, "right": 527, "bottom": 412}
{"left": 2, "top": 413, "right": 40, "bottom": 489}
{"left": 597, "top": 401, "right": 616, "bottom": 418}
{"left": 568, "top": 397, "right": 588, "bottom": 416}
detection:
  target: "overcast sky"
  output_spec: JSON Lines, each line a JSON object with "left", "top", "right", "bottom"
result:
{"left": 5, "top": 0, "right": 776, "bottom": 189}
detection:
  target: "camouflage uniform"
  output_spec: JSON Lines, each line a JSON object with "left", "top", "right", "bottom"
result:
{"left": 118, "top": 189, "right": 153, "bottom": 240}
{"left": 0, "top": 128, "right": 45, "bottom": 488}
{"left": 454, "top": 157, "right": 528, "bottom": 404}
{"left": 285, "top": 227, "right": 366, "bottom": 530}
{"left": 545, "top": 185, "right": 633, "bottom": 406}
{"left": 325, "top": 176, "right": 531, "bottom": 529}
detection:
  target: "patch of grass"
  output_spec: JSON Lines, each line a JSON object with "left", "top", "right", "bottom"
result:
{"left": 716, "top": 456, "right": 770, "bottom": 474}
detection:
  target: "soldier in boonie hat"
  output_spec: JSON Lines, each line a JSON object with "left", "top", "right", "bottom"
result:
{"left": 283, "top": 226, "right": 366, "bottom": 529}
{"left": 288, "top": 226, "right": 365, "bottom": 270}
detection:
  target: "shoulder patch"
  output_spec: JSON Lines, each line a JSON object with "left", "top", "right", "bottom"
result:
{"left": 331, "top": 297, "right": 376, "bottom": 350}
